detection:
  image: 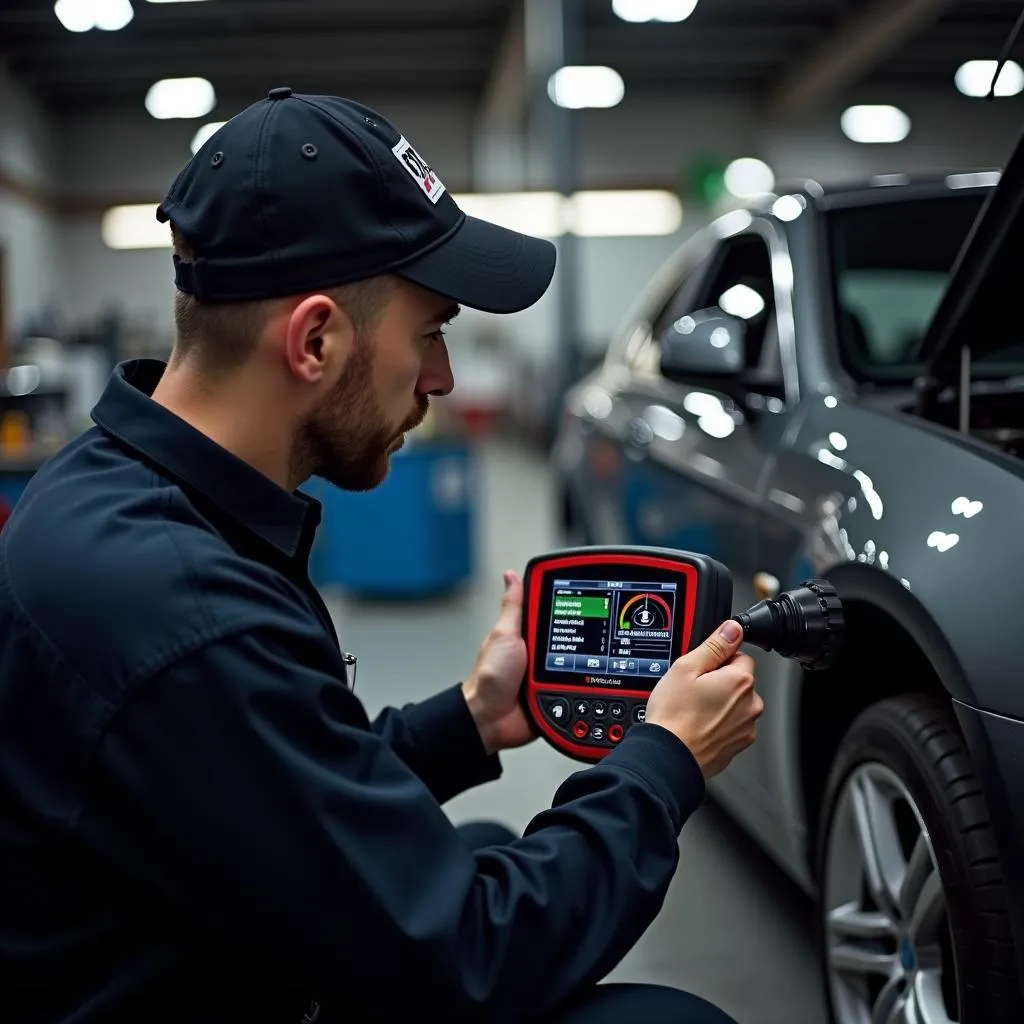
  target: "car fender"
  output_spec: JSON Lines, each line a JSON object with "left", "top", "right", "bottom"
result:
{"left": 778, "top": 398, "right": 1024, "bottom": 719}
{"left": 817, "top": 560, "right": 970, "bottom": 701}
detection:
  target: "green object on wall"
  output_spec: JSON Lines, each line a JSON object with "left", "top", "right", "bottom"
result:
{"left": 684, "top": 155, "right": 727, "bottom": 207}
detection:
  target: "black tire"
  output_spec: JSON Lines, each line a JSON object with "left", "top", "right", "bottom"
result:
{"left": 815, "top": 695, "right": 1022, "bottom": 1024}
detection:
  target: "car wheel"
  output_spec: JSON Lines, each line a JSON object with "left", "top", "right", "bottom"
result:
{"left": 816, "top": 695, "right": 1022, "bottom": 1024}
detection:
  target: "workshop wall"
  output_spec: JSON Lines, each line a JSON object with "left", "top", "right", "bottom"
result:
{"left": 3, "top": 76, "right": 1023, "bottom": 373}
{"left": 0, "top": 64, "right": 63, "bottom": 334}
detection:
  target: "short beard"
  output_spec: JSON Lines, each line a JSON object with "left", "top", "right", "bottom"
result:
{"left": 291, "top": 334, "right": 429, "bottom": 492}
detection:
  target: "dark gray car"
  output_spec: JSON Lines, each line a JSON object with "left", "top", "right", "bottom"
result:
{"left": 553, "top": 136, "right": 1024, "bottom": 1023}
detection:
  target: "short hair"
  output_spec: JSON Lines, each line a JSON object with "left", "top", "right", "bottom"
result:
{"left": 170, "top": 225, "right": 393, "bottom": 374}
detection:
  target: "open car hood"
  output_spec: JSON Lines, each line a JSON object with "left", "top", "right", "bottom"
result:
{"left": 916, "top": 117, "right": 1024, "bottom": 381}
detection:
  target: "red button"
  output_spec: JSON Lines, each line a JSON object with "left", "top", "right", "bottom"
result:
{"left": 572, "top": 720, "right": 589, "bottom": 740}
{"left": 608, "top": 723, "right": 625, "bottom": 744}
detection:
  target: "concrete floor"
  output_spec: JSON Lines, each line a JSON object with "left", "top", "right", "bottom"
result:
{"left": 323, "top": 439, "right": 829, "bottom": 1024}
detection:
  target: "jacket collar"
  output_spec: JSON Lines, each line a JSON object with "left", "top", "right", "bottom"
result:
{"left": 91, "top": 359, "right": 320, "bottom": 560}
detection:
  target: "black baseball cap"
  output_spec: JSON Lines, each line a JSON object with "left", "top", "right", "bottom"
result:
{"left": 156, "top": 87, "right": 556, "bottom": 314}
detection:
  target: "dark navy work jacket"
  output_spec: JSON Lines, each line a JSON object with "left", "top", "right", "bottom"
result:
{"left": 0, "top": 359, "right": 706, "bottom": 1023}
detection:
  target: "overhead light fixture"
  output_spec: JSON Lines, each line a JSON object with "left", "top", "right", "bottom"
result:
{"left": 840, "top": 104, "right": 911, "bottom": 144}
{"left": 145, "top": 77, "right": 216, "bottom": 119}
{"left": 190, "top": 121, "right": 227, "bottom": 154}
{"left": 54, "top": 0, "right": 134, "bottom": 32}
{"left": 724, "top": 157, "right": 775, "bottom": 198}
{"left": 567, "top": 190, "right": 682, "bottom": 236}
{"left": 103, "top": 191, "right": 683, "bottom": 249}
{"left": 612, "top": 0, "right": 699, "bottom": 23}
{"left": 101, "top": 205, "right": 169, "bottom": 249}
{"left": 547, "top": 66, "right": 625, "bottom": 109}
{"left": 955, "top": 59, "right": 1024, "bottom": 97}
{"left": 454, "top": 192, "right": 563, "bottom": 237}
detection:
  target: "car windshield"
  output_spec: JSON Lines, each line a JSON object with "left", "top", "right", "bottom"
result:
{"left": 826, "top": 190, "right": 1024, "bottom": 383}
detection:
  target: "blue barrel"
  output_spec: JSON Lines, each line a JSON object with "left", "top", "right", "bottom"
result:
{"left": 305, "top": 440, "right": 476, "bottom": 598}
{"left": 0, "top": 473, "right": 33, "bottom": 509}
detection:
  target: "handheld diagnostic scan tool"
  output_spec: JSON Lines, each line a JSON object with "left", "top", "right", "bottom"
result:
{"left": 521, "top": 546, "right": 843, "bottom": 763}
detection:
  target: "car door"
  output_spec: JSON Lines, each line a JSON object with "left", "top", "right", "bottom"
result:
{"left": 613, "top": 224, "right": 804, "bottom": 821}
{"left": 615, "top": 227, "right": 787, "bottom": 586}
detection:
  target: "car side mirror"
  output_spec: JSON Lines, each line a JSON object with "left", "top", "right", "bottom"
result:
{"left": 658, "top": 308, "right": 747, "bottom": 381}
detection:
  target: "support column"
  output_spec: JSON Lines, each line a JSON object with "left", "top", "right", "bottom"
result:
{"left": 524, "top": 0, "right": 582, "bottom": 442}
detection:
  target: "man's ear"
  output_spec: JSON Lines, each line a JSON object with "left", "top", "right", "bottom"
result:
{"left": 283, "top": 294, "right": 355, "bottom": 385}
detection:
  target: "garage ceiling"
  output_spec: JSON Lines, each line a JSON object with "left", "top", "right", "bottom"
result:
{"left": 1, "top": 0, "right": 1023, "bottom": 118}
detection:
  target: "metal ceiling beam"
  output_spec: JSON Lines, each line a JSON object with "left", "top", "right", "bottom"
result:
{"left": 765, "top": 0, "right": 958, "bottom": 120}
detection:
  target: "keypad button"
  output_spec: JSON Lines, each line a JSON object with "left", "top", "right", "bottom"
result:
{"left": 632, "top": 704, "right": 647, "bottom": 724}
{"left": 543, "top": 697, "right": 570, "bottom": 730}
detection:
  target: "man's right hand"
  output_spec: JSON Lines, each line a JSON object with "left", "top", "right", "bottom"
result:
{"left": 644, "top": 620, "right": 764, "bottom": 778}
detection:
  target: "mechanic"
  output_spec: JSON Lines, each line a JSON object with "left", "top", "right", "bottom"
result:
{"left": 0, "top": 90, "right": 764, "bottom": 1024}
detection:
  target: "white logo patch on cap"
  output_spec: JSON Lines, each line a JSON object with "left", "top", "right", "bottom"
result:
{"left": 392, "top": 135, "right": 446, "bottom": 204}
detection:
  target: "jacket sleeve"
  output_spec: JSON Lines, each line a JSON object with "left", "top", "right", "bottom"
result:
{"left": 369, "top": 685, "right": 503, "bottom": 804}
{"left": 76, "top": 626, "right": 707, "bottom": 1024}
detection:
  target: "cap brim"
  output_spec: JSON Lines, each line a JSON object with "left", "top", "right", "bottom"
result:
{"left": 397, "top": 215, "right": 556, "bottom": 314}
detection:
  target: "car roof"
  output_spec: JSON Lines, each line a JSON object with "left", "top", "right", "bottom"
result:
{"left": 745, "top": 172, "right": 1001, "bottom": 215}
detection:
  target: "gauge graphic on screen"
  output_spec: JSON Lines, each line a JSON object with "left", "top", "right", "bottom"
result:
{"left": 618, "top": 591, "right": 672, "bottom": 632}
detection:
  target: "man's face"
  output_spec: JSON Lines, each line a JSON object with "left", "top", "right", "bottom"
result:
{"left": 296, "top": 278, "right": 457, "bottom": 491}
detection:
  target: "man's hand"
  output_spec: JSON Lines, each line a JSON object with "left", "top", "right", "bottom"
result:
{"left": 645, "top": 620, "right": 764, "bottom": 778}
{"left": 462, "top": 571, "right": 534, "bottom": 756}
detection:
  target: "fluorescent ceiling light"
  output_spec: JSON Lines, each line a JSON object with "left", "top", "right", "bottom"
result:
{"left": 840, "top": 104, "right": 910, "bottom": 144}
{"left": 612, "top": 0, "right": 699, "bottom": 22}
{"left": 145, "top": 77, "right": 216, "bottom": 119}
{"left": 190, "top": 121, "right": 227, "bottom": 154}
{"left": 454, "top": 192, "right": 563, "bottom": 237}
{"left": 102, "top": 205, "right": 169, "bottom": 249}
{"left": 955, "top": 59, "right": 1024, "bottom": 98}
{"left": 54, "top": 0, "right": 134, "bottom": 32}
{"left": 568, "top": 190, "right": 682, "bottom": 236}
{"left": 104, "top": 191, "right": 683, "bottom": 249}
{"left": 547, "top": 66, "right": 625, "bottom": 109}
{"left": 724, "top": 157, "right": 775, "bottom": 198}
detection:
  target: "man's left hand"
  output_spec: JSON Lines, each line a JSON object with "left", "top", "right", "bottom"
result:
{"left": 462, "top": 571, "right": 536, "bottom": 756}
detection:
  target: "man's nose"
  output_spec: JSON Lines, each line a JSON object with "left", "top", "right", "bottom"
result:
{"left": 416, "top": 335, "right": 455, "bottom": 397}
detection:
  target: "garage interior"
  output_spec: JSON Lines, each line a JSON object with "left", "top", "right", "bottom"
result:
{"left": 3, "top": 2, "right": 1024, "bottom": 1022}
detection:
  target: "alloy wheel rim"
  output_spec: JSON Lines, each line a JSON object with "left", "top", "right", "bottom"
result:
{"left": 823, "top": 761, "right": 958, "bottom": 1024}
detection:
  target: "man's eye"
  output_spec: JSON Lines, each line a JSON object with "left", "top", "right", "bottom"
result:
{"left": 427, "top": 328, "right": 447, "bottom": 343}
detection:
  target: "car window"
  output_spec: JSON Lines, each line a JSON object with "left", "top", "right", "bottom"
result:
{"left": 838, "top": 270, "right": 947, "bottom": 365}
{"left": 824, "top": 193, "right": 1024, "bottom": 382}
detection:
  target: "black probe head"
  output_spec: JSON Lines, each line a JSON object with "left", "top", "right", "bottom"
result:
{"left": 734, "top": 579, "right": 843, "bottom": 670}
